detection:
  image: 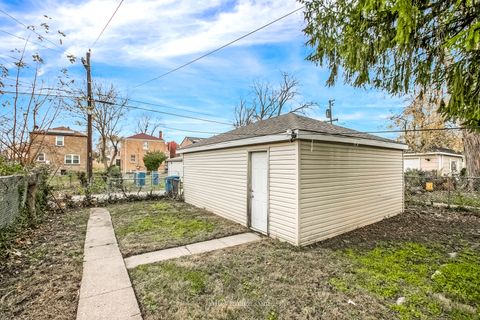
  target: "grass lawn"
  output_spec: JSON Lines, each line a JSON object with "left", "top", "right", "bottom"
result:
{"left": 130, "top": 205, "right": 480, "bottom": 320}
{"left": 0, "top": 209, "right": 89, "bottom": 320}
{"left": 109, "top": 200, "right": 248, "bottom": 257}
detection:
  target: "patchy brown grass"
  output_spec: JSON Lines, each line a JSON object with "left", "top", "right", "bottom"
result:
{"left": 130, "top": 205, "right": 480, "bottom": 320}
{"left": 109, "top": 200, "right": 248, "bottom": 257}
{"left": 0, "top": 209, "right": 89, "bottom": 320}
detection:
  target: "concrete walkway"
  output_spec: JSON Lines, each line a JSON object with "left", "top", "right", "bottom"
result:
{"left": 77, "top": 208, "right": 142, "bottom": 320}
{"left": 124, "top": 232, "right": 261, "bottom": 269}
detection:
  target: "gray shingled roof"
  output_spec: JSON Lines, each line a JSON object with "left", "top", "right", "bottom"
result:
{"left": 180, "top": 113, "right": 400, "bottom": 150}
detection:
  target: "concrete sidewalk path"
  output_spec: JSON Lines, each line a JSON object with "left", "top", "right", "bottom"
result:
{"left": 124, "top": 232, "right": 262, "bottom": 269}
{"left": 77, "top": 208, "right": 142, "bottom": 320}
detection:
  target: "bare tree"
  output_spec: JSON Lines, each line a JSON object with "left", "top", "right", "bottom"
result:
{"left": 233, "top": 99, "right": 255, "bottom": 127}
{"left": 389, "top": 89, "right": 463, "bottom": 152}
{"left": 72, "top": 83, "right": 127, "bottom": 170}
{"left": 136, "top": 113, "right": 162, "bottom": 136}
{"left": 233, "top": 72, "right": 316, "bottom": 127}
{"left": 0, "top": 20, "right": 75, "bottom": 166}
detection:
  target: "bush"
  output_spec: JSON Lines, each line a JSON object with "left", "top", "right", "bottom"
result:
{"left": 0, "top": 156, "right": 24, "bottom": 176}
{"left": 143, "top": 151, "right": 167, "bottom": 172}
{"left": 107, "top": 165, "right": 122, "bottom": 178}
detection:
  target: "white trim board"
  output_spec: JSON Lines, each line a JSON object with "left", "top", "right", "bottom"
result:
{"left": 178, "top": 130, "right": 407, "bottom": 154}
{"left": 404, "top": 152, "right": 463, "bottom": 158}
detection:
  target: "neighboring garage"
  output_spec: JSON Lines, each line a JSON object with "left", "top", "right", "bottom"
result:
{"left": 177, "top": 113, "right": 407, "bottom": 246}
{"left": 166, "top": 157, "right": 184, "bottom": 177}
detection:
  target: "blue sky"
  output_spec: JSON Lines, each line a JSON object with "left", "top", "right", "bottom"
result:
{"left": 0, "top": 0, "right": 408, "bottom": 143}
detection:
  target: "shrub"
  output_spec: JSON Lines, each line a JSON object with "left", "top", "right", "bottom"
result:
{"left": 0, "top": 156, "right": 24, "bottom": 176}
{"left": 143, "top": 151, "right": 167, "bottom": 172}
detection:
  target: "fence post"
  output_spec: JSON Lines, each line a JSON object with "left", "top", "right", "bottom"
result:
{"left": 106, "top": 176, "right": 110, "bottom": 199}
{"left": 447, "top": 176, "right": 451, "bottom": 208}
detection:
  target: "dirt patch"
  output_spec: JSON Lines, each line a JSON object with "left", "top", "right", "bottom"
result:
{"left": 130, "top": 206, "right": 480, "bottom": 320}
{"left": 0, "top": 209, "right": 89, "bottom": 320}
{"left": 109, "top": 200, "right": 248, "bottom": 257}
{"left": 317, "top": 205, "right": 480, "bottom": 251}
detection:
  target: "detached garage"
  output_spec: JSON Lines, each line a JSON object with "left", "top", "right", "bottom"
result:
{"left": 177, "top": 113, "right": 407, "bottom": 246}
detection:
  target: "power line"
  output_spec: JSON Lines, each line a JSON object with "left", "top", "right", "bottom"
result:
{"left": 0, "top": 90, "right": 474, "bottom": 136}
{"left": 0, "top": 89, "right": 82, "bottom": 99}
{"left": 95, "top": 99, "right": 233, "bottom": 126}
{"left": 160, "top": 126, "right": 222, "bottom": 135}
{"left": 133, "top": 6, "right": 305, "bottom": 88}
{"left": 91, "top": 0, "right": 125, "bottom": 48}
{"left": 0, "top": 8, "right": 77, "bottom": 58}
{"left": 128, "top": 98, "right": 217, "bottom": 117}
{"left": 0, "top": 29, "right": 60, "bottom": 52}
{"left": 1, "top": 78, "right": 221, "bottom": 118}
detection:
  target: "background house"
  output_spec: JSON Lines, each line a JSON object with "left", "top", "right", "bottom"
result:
{"left": 177, "top": 113, "right": 407, "bottom": 246}
{"left": 179, "top": 136, "right": 205, "bottom": 148}
{"left": 120, "top": 132, "right": 168, "bottom": 173}
{"left": 29, "top": 126, "right": 87, "bottom": 175}
{"left": 403, "top": 147, "right": 464, "bottom": 175}
{"left": 93, "top": 147, "right": 121, "bottom": 170}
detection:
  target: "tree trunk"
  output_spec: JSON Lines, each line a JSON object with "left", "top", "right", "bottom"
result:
{"left": 101, "top": 137, "right": 108, "bottom": 170}
{"left": 463, "top": 131, "right": 480, "bottom": 190}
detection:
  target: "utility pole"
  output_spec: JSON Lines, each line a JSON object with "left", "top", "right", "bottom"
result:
{"left": 82, "top": 49, "right": 93, "bottom": 183}
{"left": 325, "top": 99, "right": 338, "bottom": 124}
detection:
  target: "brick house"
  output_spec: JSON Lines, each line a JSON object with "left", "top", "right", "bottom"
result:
{"left": 29, "top": 126, "right": 87, "bottom": 174}
{"left": 179, "top": 136, "right": 204, "bottom": 148}
{"left": 120, "top": 132, "right": 168, "bottom": 173}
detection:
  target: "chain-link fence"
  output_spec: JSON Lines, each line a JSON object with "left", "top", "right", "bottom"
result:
{"left": 0, "top": 175, "right": 27, "bottom": 228}
{"left": 405, "top": 173, "right": 480, "bottom": 209}
{"left": 49, "top": 171, "right": 166, "bottom": 198}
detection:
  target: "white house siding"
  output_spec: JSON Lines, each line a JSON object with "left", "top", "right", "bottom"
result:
{"left": 440, "top": 155, "right": 463, "bottom": 174}
{"left": 183, "top": 148, "right": 248, "bottom": 225}
{"left": 268, "top": 143, "right": 298, "bottom": 244}
{"left": 298, "top": 140, "right": 403, "bottom": 246}
{"left": 182, "top": 142, "right": 298, "bottom": 243}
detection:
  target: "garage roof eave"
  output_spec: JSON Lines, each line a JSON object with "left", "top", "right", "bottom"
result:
{"left": 177, "top": 130, "right": 407, "bottom": 154}
{"left": 296, "top": 130, "right": 408, "bottom": 151}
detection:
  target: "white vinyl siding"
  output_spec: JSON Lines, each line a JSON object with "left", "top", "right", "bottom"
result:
{"left": 268, "top": 143, "right": 298, "bottom": 244}
{"left": 298, "top": 140, "right": 403, "bottom": 246}
{"left": 183, "top": 148, "right": 248, "bottom": 225}
{"left": 168, "top": 160, "right": 183, "bottom": 178}
{"left": 183, "top": 142, "right": 298, "bottom": 243}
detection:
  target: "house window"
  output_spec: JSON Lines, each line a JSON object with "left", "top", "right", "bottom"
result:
{"left": 143, "top": 141, "right": 149, "bottom": 150}
{"left": 130, "top": 154, "right": 136, "bottom": 162}
{"left": 65, "top": 154, "right": 80, "bottom": 165}
{"left": 36, "top": 153, "right": 45, "bottom": 162}
{"left": 55, "top": 136, "right": 64, "bottom": 146}
{"left": 451, "top": 160, "right": 458, "bottom": 173}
